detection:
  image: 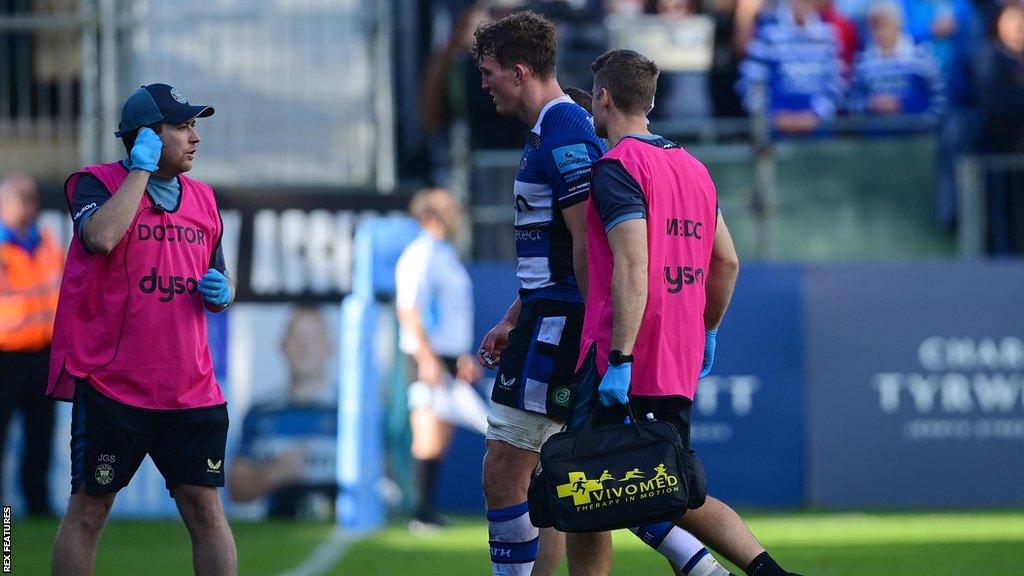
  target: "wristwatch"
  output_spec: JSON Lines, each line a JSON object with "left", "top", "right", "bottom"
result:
{"left": 608, "top": 349, "right": 634, "bottom": 366}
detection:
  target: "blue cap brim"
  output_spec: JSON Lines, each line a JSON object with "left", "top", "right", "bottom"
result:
{"left": 163, "top": 105, "right": 215, "bottom": 124}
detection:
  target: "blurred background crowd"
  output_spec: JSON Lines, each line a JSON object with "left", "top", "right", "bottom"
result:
{"left": 415, "top": 0, "right": 1023, "bottom": 256}
{"left": 1, "top": 0, "right": 1022, "bottom": 259}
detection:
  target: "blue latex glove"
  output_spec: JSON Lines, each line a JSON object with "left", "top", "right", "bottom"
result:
{"left": 699, "top": 329, "right": 718, "bottom": 379}
{"left": 129, "top": 127, "right": 163, "bottom": 172}
{"left": 599, "top": 362, "right": 632, "bottom": 406}
{"left": 198, "top": 268, "right": 232, "bottom": 307}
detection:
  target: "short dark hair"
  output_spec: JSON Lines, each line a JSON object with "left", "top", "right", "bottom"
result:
{"left": 120, "top": 123, "right": 163, "bottom": 155}
{"left": 472, "top": 11, "right": 557, "bottom": 79}
{"left": 591, "top": 49, "right": 659, "bottom": 115}
{"left": 563, "top": 86, "right": 592, "bottom": 114}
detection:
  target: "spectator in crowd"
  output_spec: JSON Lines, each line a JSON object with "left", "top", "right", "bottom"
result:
{"left": 978, "top": 2, "right": 1024, "bottom": 155}
{"left": 737, "top": 0, "right": 845, "bottom": 134}
{"left": 849, "top": 1, "right": 947, "bottom": 120}
{"left": 899, "top": 0, "right": 977, "bottom": 107}
{"left": 647, "top": 0, "right": 716, "bottom": 120}
{"left": 820, "top": 0, "right": 862, "bottom": 69}
{"left": 835, "top": 0, "right": 875, "bottom": 31}
{"left": 899, "top": 0, "right": 980, "bottom": 229}
{"left": 977, "top": 3, "right": 1024, "bottom": 253}
{"left": 707, "top": 0, "right": 748, "bottom": 117}
{"left": 605, "top": 0, "right": 647, "bottom": 16}
{"left": 229, "top": 306, "right": 339, "bottom": 519}
{"left": 733, "top": 0, "right": 768, "bottom": 56}
{"left": 420, "top": 2, "right": 527, "bottom": 183}
{"left": 0, "top": 172, "right": 61, "bottom": 518}
{"left": 395, "top": 188, "right": 485, "bottom": 533}
{"left": 731, "top": 0, "right": 857, "bottom": 78}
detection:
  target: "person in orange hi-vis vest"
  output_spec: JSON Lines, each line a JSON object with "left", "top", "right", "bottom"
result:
{"left": 0, "top": 172, "right": 63, "bottom": 517}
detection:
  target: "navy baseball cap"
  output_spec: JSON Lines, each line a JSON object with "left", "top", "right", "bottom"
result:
{"left": 114, "top": 83, "right": 215, "bottom": 138}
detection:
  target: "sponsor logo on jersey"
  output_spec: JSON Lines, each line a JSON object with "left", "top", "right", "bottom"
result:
{"left": 552, "top": 144, "right": 591, "bottom": 174}
{"left": 139, "top": 267, "right": 200, "bottom": 303}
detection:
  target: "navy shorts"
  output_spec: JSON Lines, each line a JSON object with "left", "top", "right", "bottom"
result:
{"left": 490, "top": 296, "right": 584, "bottom": 423}
{"left": 568, "top": 347, "right": 708, "bottom": 508}
{"left": 70, "top": 381, "right": 228, "bottom": 495}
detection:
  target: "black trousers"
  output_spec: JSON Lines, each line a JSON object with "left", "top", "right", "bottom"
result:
{"left": 0, "top": 347, "right": 55, "bottom": 515}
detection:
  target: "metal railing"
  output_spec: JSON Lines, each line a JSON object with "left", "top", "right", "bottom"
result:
{"left": 0, "top": 3, "right": 95, "bottom": 183}
{"left": 451, "top": 108, "right": 952, "bottom": 261}
{"left": 958, "top": 154, "right": 1024, "bottom": 257}
{"left": 1, "top": 0, "right": 394, "bottom": 190}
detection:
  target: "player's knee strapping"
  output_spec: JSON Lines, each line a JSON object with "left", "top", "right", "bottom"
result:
{"left": 631, "top": 523, "right": 731, "bottom": 576}
{"left": 488, "top": 502, "right": 539, "bottom": 576}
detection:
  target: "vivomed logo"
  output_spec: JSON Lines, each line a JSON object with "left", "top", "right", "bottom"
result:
{"left": 139, "top": 267, "right": 200, "bottom": 303}
{"left": 207, "top": 458, "right": 223, "bottom": 474}
{"left": 3, "top": 505, "right": 11, "bottom": 573}
{"left": 555, "top": 463, "right": 679, "bottom": 507}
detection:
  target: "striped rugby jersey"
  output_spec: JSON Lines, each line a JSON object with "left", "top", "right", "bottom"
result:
{"left": 513, "top": 95, "right": 606, "bottom": 297}
{"left": 737, "top": 4, "right": 845, "bottom": 119}
{"left": 849, "top": 37, "right": 947, "bottom": 117}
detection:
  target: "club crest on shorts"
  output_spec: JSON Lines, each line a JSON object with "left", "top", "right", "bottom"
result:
{"left": 94, "top": 463, "right": 115, "bottom": 486}
{"left": 552, "top": 386, "right": 571, "bottom": 406}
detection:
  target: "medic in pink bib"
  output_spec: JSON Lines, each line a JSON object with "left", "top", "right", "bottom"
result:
{"left": 48, "top": 84, "right": 238, "bottom": 576}
{"left": 48, "top": 84, "right": 231, "bottom": 409}
{"left": 565, "top": 49, "right": 802, "bottom": 576}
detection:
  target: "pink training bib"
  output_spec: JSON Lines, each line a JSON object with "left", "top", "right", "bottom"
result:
{"left": 579, "top": 137, "right": 718, "bottom": 399}
{"left": 48, "top": 161, "right": 225, "bottom": 409}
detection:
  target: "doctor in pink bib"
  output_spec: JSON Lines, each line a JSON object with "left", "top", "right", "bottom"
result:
{"left": 49, "top": 83, "right": 237, "bottom": 576}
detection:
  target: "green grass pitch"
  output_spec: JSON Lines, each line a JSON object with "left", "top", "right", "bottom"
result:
{"left": 12, "top": 510, "right": 1024, "bottom": 575}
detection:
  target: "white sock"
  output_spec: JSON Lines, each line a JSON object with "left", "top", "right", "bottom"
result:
{"left": 488, "top": 502, "right": 539, "bottom": 576}
{"left": 686, "top": 551, "right": 732, "bottom": 576}
{"left": 631, "top": 523, "right": 730, "bottom": 575}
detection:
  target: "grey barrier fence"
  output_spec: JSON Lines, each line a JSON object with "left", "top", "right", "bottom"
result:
{"left": 1, "top": 0, "right": 394, "bottom": 189}
{"left": 453, "top": 114, "right": 962, "bottom": 261}
{"left": 958, "top": 154, "right": 1024, "bottom": 258}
